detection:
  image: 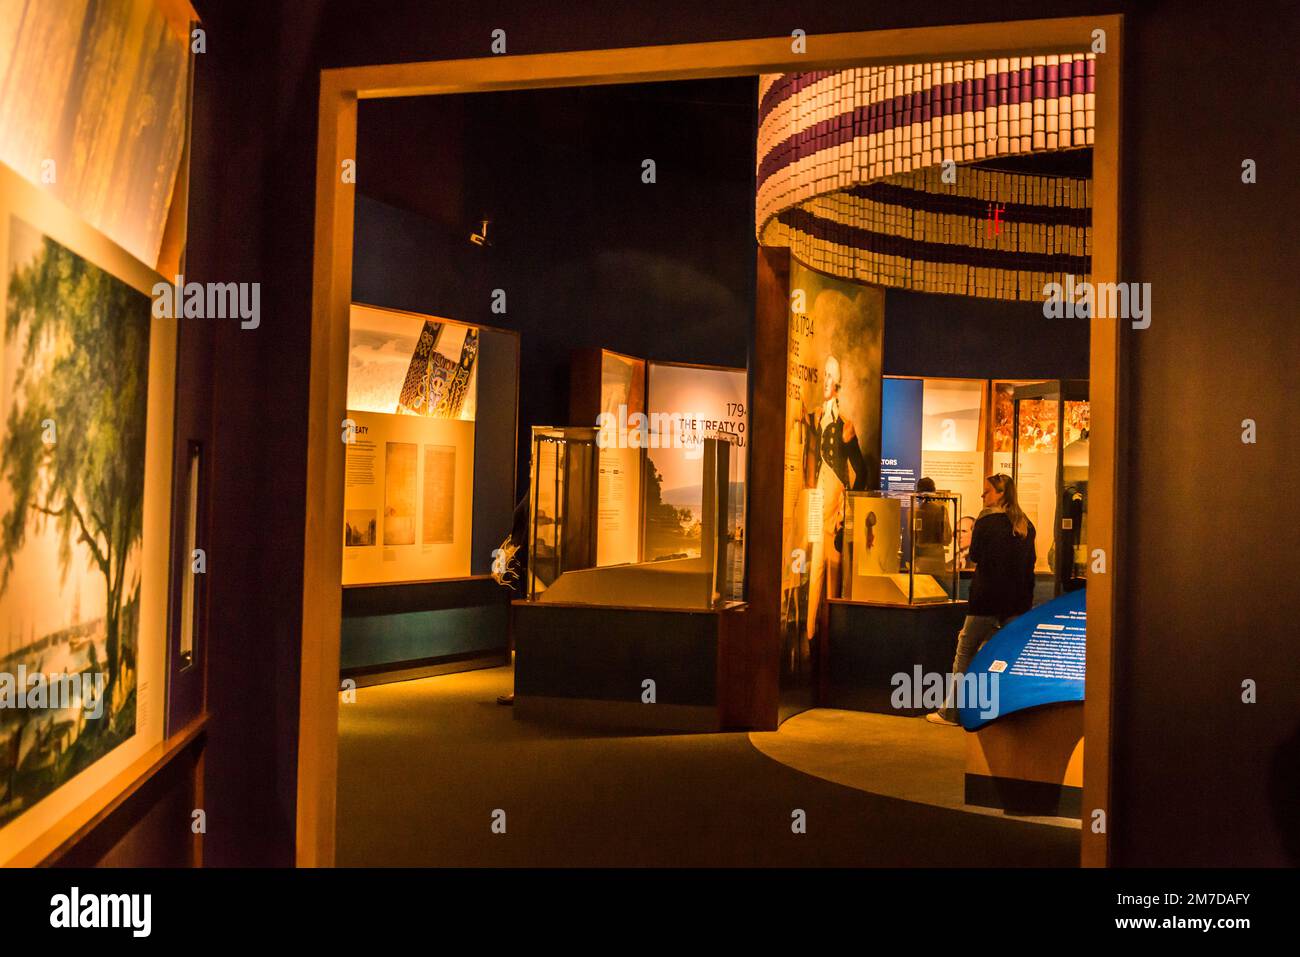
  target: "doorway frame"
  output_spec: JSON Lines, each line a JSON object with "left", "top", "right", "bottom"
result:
{"left": 302, "top": 15, "right": 1123, "bottom": 868}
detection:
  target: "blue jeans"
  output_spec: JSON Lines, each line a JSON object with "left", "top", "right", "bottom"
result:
{"left": 937, "top": 615, "right": 1008, "bottom": 721}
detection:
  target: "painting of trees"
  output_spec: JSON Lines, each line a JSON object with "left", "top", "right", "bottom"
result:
{"left": 0, "top": 220, "right": 150, "bottom": 730}
{"left": 642, "top": 461, "right": 698, "bottom": 560}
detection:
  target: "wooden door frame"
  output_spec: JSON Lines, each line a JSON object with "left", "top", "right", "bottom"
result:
{"left": 303, "top": 15, "right": 1123, "bottom": 868}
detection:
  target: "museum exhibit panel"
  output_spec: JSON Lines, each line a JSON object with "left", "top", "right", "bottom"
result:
{"left": 570, "top": 348, "right": 750, "bottom": 597}
{"left": 882, "top": 373, "right": 1090, "bottom": 597}
{"left": 514, "top": 424, "right": 744, "bottom": 730}
{"left": 917, "top": 377, "right": 989, "bottom": 554}
{"left": 882, "top": 374, "right": 996, "bottom": 591}
{"left": 0, "top": 0, "right": 205, "bottom": 866}
{"left": 340, "top": 303, "right": 520, "bottom": 685}
{"left": 1010, "top": 380, "right": 1090, "bottom": 596}
{"left": 644, "top": 359, "right": 749, "bottom": 596}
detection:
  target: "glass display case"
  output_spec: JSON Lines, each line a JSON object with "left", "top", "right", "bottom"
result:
{"left": 528, "top": 425, "right": 741, "bottom": 609}
{"left": 840, "top": 490, "right": 960, "bottom": 604}
{"left": 528, "top": 426, "right": 601, "bottom": 597}
{"left": 1011, "top": 380, "right": 1089, "bottom": 595}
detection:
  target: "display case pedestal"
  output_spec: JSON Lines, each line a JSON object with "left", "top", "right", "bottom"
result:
{"left": 964, "top": 701, "right": 1083, "bottom": 818}
{"left": 825, "top": 598, "right": 968, "bottom": 714}
{"left": 512, "top": 600, "right": 747, "bottom": 732}
{"left": 341, "top": 576, "right": 511, "bottom": 687}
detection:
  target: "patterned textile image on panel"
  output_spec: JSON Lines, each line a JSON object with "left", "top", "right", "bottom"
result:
{"left": 396, "top": 321, "right": 444, "bottom": 415}
{"left": 397, "top": 325, "right": 478, "bottom": 419}
{"left": 347, "top": 304, "right": 479, "bottom": 421}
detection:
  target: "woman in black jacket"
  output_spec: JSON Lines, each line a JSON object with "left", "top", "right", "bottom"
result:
{"left": 926, "top": 473, "right": 1036, "bottom": 725}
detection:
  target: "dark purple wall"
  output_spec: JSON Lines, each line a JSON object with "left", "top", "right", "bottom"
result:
{"left": 882, "top": 289, "right": 1089, "bottom": 380}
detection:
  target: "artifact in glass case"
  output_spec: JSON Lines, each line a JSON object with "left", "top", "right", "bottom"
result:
{"left": 910, "top": 490, "right": 960, "bottom": 594}
{"left": 1011, "top": 380, "right": 1089, "bottom": 596}
{"left": 840, "top": 491, "right": 959, "bottom": 604}
{"left": 527, "top": 426, "right": 740, "bottom": 610}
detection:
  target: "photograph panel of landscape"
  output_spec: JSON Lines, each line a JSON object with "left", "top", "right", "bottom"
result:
{"left": 0, "top": 217, "right": 151, "bottom": 827}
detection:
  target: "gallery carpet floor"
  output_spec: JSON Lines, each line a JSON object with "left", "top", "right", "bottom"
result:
{"left": 335, "top": 664, "right": 1079, "bottom": 867}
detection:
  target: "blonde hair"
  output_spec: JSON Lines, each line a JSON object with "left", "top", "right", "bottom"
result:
{"left": 987, "top": 473, "right": 1029, "bottom": 538}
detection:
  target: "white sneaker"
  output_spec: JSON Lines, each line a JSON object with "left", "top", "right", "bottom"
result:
{"left": 925, "top": 711, "right": 959, "bottom": 726}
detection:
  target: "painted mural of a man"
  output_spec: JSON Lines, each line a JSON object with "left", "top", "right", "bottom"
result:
{"left": 803, "top": 354, "right": 869, "bottom": 638}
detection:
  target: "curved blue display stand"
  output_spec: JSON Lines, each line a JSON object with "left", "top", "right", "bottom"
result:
{"left": 958, "top": 588, "right": 1086, "bottom": 731}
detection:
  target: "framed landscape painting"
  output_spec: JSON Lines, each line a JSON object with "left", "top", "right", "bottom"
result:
{"left": 0, "top": 164, "right": 174, "bottom": 864}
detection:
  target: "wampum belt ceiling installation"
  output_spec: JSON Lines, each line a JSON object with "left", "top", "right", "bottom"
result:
{"left": 757, "top": 55, "right": 1095, "bottom": 302}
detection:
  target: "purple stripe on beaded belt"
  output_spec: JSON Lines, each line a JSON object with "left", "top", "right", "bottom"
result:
{"left": 775, "top": 207, "right": 1091, "bottom": 275}
{"left": 757, "top": 67, "right": 1086, "bottom": 188}
{"left": 845, "top": 182, "right": 1091, "bottom": 228}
